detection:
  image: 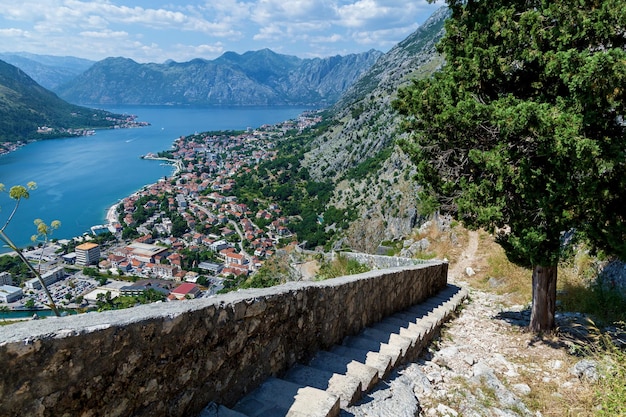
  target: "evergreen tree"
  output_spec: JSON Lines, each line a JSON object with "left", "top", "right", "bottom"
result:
{"left": 394, "top": 0, "right": 626, "bottom": 331}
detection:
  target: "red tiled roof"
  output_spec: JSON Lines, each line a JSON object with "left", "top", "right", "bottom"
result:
{"left": 172, "top": 283, "right": 198, "bottom": 295}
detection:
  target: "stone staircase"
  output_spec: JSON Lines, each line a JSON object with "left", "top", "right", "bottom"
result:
{"left": 200, "top": 284, "right": 468, "bottom": 417}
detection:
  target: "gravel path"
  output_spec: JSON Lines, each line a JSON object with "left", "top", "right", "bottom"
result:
{"left": 342, "top": 231, "right": 597, "bottom": 417}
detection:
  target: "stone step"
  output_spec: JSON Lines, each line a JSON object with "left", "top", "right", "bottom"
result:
{"left": 391, "top": 311, "right": 438, "bottom": 333}
{"left": 370, "top": 321, "right": 425, "bottom": 357}
{"left": 329, "top": 344, "right": 392, "bottom": 379}
{"left": 404, "top": 303, "right": 443, "bottom": 320}
{"left": 361, "top": 327, "right": 415, "bottom": 355}
{"left": 379, "top": 314, "right": 433, "bottom": 335}
{"left": 374, "top": 317, "right": 429, "bottom": 339}
{"left": 285, "top": 386, "right": 341, "bottom": 417}
{"left": 283, "top": 363, "right": 362, "bottom": 407}
{"left": 205, "top": 284, "right": 469, "bottom": 417}
{"left": 342, "top": 335, "right": 404, "bottom": 367}
{"left": 308, "top": 350, "right": 381, "bottom": 391}
{"left": 232, "top": 377, "right": 340, "bottom": 417}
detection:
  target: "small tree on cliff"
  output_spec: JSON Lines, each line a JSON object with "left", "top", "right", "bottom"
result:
{"left": 393, "top": 0, "right": 626, "bottom": 332}
{"left": 0, "top": 182, "right": 61, "bottom": 316}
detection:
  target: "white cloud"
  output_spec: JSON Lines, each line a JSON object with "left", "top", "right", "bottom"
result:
{"left": 0, "top": 28, "right": 28, "bottom": 37}
{"left": 350, "top": 24, "right": 418, "bottom": 47}
{"left": 253, "top": 24, "right": 284, "bottom": 42}
{"left": 0, "top": 2, "right": 48, "bottom": 20}
{"left": 336, "top": 0, "right": 432, "bottom": 29}
{"left": 252, "top": 0, "right": 334, "bottom": 24}
{"left": 310, "top": 33, "right": 343, "bottom": 44}
{"left": 169, "top": 42, "right": 226, "bottom": 61}
{"left": 79, "top": 29, "right": 129, "bottom": 39}
{"left": 84, "top": 15, "right": 109, "bottom": 29}
{"left": 0, "top": 0, "right": 443, "bottom": 61}
{"left": 193, "top": 0, "right": 252, "bottom": 22}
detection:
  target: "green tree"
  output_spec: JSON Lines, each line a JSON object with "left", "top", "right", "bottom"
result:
{"left": 393, "top": 0, "right": 626, "bottom": 332}
{"left": 170, "top": 213, "right": 188, "bottom": 237}
{"left": 95, "top": 291, "right": 114, "bottom": 311}
{"left": 121, "top": 226, "right": 139, "bottom": 241}
{"left": 82, "top": 267, "right": 99, "bottom": 278}
{"left": 0, "top": 255, "right": 31, "bottom": 284}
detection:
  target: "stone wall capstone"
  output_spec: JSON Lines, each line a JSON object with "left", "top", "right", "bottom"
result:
{"left": 340, "top": 251, "right": 437, "bottom": 269}
{"left": 0, "top": 262, "right": 447, "bottom": 417}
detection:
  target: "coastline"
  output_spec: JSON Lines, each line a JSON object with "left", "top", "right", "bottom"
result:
{"left": 1, "top": 106, "right": 310, "bottom": 251}
{"left": 103, "top": 156, "right": 180, "bottom": 228}
{"left": 102, "top": 152, "right": 182, "bottom": 228}
{"left": 0, "top": 116, "right": 149, "bottom": 158}
{"left": 106, "top": 202, "right": 119, "bottom": 225}
{"left": 140, "top": 154, "right": 182, "bottom": 175}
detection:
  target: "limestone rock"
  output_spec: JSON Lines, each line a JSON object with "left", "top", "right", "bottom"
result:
{"left": 569, "top": 360, "right": 599, "bottom": 382}
{"left": 512, "top": 383, "right": 531, "bottom": 396}
{"left": 436, "top": 403, "right": 459, "bottom": 416}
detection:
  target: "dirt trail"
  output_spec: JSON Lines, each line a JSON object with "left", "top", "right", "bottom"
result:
{"left": 345, "top": 229, "right": 597, "bottom": 417}
{"left": 448, "top": 229, "right": 479, "bottom": 281}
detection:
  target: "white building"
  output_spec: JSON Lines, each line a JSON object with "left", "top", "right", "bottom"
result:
{"left": 0, "top": 271, "right": 12, "bottom": 285}
{"left": 209, "top": 239, "right": 230, "bottom": 252}
{"left": 25, "top": 267, "right": 65, "bottom": 290}
{"left": 76, "top": 242, "right": 100, "bottom": 266}
{"left": 125, "top": 242, "right": 169, "bottom": 264}
{"left": 151, "top": 264, "right": 178, "bottom": 279}
{"left": 0, "top": 285, "right": 23, "bottom": 303}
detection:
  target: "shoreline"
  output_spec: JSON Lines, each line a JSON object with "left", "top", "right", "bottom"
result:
{"left": 140, "top": 154, "right": 182, "bottom": 175}
{"left": 106, "top": 202, "right": 120, "bottom": 225}
{"left": 1, "top": 108, "right": 310, "bottom": 252}
{"left": 103, "top": 156, "right": 180, "bottom": 228}
{"left": 0, "top": 117, "right": 149, "bottom": 158}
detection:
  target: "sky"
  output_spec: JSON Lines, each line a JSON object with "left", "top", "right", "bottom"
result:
{"left": 0, "top": 0, "right": 443, "bottom": 63}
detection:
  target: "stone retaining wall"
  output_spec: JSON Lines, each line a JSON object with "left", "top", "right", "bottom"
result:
{"left": 341, "top": 251, "right": 436, "bottom": 269}
{"left": 0, "top": 262, "right": 447, "bottom": 417}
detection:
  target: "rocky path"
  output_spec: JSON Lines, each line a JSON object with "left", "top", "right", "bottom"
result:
{"left": 448, "top": 230, "right": 479, "bottom": 281}
{"left": 341, "top": 231, "right": 597, "bottom": 417}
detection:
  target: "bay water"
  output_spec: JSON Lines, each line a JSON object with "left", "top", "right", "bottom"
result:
{"left": 0, "top": 106, "right": 309, "bottom": 252}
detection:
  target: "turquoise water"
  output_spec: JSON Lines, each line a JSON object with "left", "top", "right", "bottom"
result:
{"left": 0, "top": 106, "right": 309, "bottom": 251}
{"left": 0, "top": 309, "right": 78, "bottom": 319}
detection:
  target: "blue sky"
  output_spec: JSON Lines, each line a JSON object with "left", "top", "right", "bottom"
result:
{"left": 0, "top": 0, "right": 443, "bottom": 63}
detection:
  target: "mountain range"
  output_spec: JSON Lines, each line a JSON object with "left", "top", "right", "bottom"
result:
{"left": 0, "top": 47, "right": 383, "bottom": 141}
{"left": 0, "top": 52, "right": 94, "bottom": 90}
{"left": 53, "top": 49, "right": 382, "bottom": 106}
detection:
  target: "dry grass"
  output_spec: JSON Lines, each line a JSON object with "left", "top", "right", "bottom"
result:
{"left": 413, "top": 220, "right": 623, "bottom": 416}
{"left": 410, "top": 220, "right": 468, "bottom": 265}
{"left": 593, "top": 341, "right": 626, "bottom": 416}
{"left": 474, "top": 234, "right": 533, "bottom": 306}
{"left": 413, "top": 221, "right": 532, "bottom": 305}
{"left": 518, "top": 369, "right": 597, "bottom": 417}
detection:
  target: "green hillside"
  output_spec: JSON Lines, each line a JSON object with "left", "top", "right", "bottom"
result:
{"left": 0, "top": 59, "right": 126, "bottom": 142}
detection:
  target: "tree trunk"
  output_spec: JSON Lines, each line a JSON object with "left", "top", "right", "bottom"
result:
{"left": 529, "top": 265, "right": 558, "bottom": 332}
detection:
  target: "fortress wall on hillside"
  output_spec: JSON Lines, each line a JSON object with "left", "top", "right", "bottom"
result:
{"left": 0, "top": 261, "right": 447, "bottom": 417}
